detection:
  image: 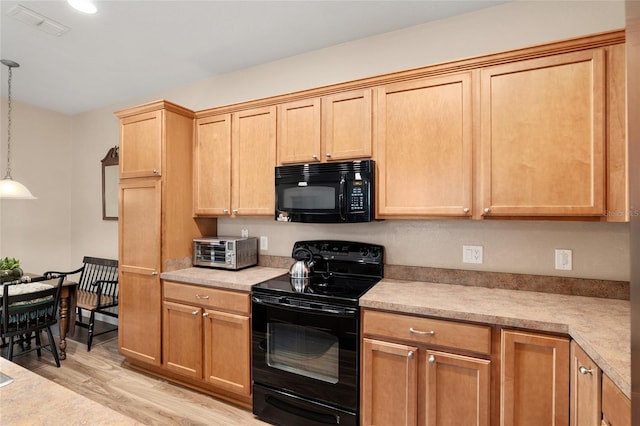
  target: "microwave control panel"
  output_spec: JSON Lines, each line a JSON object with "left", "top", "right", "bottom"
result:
{"left": 349, "top": 181, "right": 365, "bottom": 212}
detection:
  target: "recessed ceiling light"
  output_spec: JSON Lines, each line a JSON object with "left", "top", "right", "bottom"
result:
{"left": 67, "top": 0, "right": 97, "bottom": 14}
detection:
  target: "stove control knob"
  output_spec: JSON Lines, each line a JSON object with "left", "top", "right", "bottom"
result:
{"left": 360, "top": 248, "right": 369, "bottom": 257}
{"left": 370, "top": 248, "right": 380, "bottom": 258}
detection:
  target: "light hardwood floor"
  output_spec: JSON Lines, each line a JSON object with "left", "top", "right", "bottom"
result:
{"left": 2, "top": 323, "right": 269, "bottom": 425}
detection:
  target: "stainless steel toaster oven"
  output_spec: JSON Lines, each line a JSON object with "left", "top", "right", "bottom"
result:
{"left": 193, "top": 237, "right": 257, "bottom": 270}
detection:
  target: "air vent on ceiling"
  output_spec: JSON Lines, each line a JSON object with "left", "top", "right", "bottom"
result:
{"left": 7, "top": 4, "right": 70, "bottom": 37}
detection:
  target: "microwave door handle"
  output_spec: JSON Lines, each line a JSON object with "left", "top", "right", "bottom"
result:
{"left": 339, "top": 177, "right": 346, "bottom": 221}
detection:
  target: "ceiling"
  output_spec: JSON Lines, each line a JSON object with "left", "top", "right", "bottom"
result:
{"left": 0, "top": 0, "right": 507, "bottom": 115}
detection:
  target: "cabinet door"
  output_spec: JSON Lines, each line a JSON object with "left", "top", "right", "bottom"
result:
{"left": 277, "top": 98, "right": 321, "bottom": 164}
{"left": 163, "top": 301, "right": 203, "bottom": 379}
{"left": 480, "top": 49, "right": 606, "bottom": 217}
{"left": 501, "top": 330, "right": 570, "bottom": 426}
{"left": 232, "top": 106, "right": 276, "bottom": 216}
{"left": 193, "top": 114, "right": 232, "bottom": 216}
{"left": 376, "top": 73, "right": 473, "bottom": 217}
{"left": 322, "top": 88, "right": 373, "bottom": 161}
{"left": 601, "top": 374, "right": 631, "bottom": 426}
{"left": 570, "top": 341, "right": 601, "bottom": 426}
{"left": 118, "top": 178, "right": 162, "bottom": 365}
{"left": 361, "top": 338, "right": 418, "bottom": 426}
{"left": 120, "top": 110, "right": 163, "bottom": 178}
{"left": 423, "top": 350, "right": 490, "bottom": 426}
{"left": 203, "top": 310, "right": 251, "bottom": 396}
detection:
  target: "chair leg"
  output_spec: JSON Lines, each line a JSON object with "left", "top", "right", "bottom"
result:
{"left": 7, "top": 336, "right": 15, "bottom": 361}
{"left": 87, "top": 311, "right": 96, "bottom": 351}
{"left": 45, "top": 326, "right": 60, "bottom": 368}
{"left": 35, "top": 331, "right": 42, "bottom": 357}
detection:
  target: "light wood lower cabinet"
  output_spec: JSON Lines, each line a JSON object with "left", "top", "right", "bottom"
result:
{"left": 162, "top": 281, "right": 251, "bottom": 404}
{"left": 570, "top": 341, "right": 631, "bottom": 426}
{"left": 361, "top": 310, "right": 491, "bottom": 426}
{"left": 501, "top": 330, "right": 570, "bottom": 426}
{"left": 361, "top": 338, "right": 418, "bottom": 426}
{"left": 570, "top": 341, "right": 602, "bottom": 426}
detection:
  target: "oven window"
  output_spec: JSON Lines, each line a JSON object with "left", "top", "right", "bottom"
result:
{"left": 280, "top": 186, "right": 335, "bottom": 210}
{"left": 266, "top": 323, "right": 339, "bottom": 384}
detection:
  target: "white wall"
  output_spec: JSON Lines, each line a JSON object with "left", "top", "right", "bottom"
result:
{"left": 1, "top": 0, "right": 629, "bottom": 281}
{"left": 0, "top": 100, "right": 73, "bottom": 273}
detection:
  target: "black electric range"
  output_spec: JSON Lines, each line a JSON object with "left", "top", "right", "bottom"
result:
{"left": 251, "top": 240, "right": 384, "bottom": 307}
{"left": 251, "top": 240, "right": 384, "bottom": 426}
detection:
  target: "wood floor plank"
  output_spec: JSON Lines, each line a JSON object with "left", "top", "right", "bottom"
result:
{"left": 1, "top": 328, "right": 268, "bottom": 425}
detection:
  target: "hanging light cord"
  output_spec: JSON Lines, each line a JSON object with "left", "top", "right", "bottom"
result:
{"left": 4, "top": 65, "right": 13, "bottom": 179}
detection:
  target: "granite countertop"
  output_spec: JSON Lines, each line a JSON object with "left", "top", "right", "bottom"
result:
{"left": 360, "top": 279, "right": 630, "bottom": 399}
{"left": 0, "top": 357, "right": 141, "bottom": 424}
{"left": 160, "top": 266, "right": 288, "bottom": 292}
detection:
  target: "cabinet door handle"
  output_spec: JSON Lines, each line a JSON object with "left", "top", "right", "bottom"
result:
{"left": 312, "top": 154, "right": 318, "bottom": 160}
{"left": 483, "top": 207, "right": 491, "bottom": 214}
{"left": 578, "top": 366, "right": 593, "bottom": 375}
{"left": 195, "top": 294, "right": 210, "bottom": 300}
{"left": 410, "top": 327, "right": 435, "bottom": 336}
{"left": 428, "top": 354, "right": 436, "bottom": 364}
{"left": 152, "top": 169, "right": 159, "bottom": 175}
{"left": 325, "top": 153, "right": 332, "bottom": 158}
{"left": 407, "top": 351, "right": 414, "bottom": 359}
{"left": 202, "top": 312, "right": 209, "bottom": 317}
{"left": 191, "top": 310, "right": 199, "bottom": 315}
{"left": 223, "top": 209, "right": 229, "bottom": 214}
{"left": 151, "top": 271, "right": 158, "bottom": 276}
{"left": 232, "top": 209, "right": 239, "bottom": 214}
{"left": 463, "top": 207, "right": 470, "bottom": 213}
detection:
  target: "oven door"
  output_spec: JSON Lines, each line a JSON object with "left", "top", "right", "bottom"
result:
{"left": 251, "top": 293, "right": 359, "bottom": 411}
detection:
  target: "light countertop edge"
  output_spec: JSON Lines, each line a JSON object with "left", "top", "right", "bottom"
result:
{"left": 160, "top": 266, "right": 288, "bottom": 292}
{"left": 0, "top": 357, "right": 142, "bottom": 425}
{"left": 360, "top": 278, "right": 630, "bottom": 399}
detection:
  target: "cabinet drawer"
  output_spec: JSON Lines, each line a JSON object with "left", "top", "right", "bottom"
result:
{"left": 362, "top": 310, "right": 491, "bottom": 355}
{"left": 163, "top": 281, "right": 250, "bottom": 315}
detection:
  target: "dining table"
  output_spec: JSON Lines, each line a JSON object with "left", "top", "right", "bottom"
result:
{"left": 1, "top": 275, "right": 78, "bottom": 360}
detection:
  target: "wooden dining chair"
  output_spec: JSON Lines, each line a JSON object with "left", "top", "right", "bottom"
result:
{"left": 0, "top": 275, "right": 65, "bottom": 367}
{"left": 44, "top": 257, "right": 118, "bottom": 351}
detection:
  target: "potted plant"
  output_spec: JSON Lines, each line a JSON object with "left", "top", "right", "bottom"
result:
{"left": 0, "top": 257, "right": 23, "bottom": 283}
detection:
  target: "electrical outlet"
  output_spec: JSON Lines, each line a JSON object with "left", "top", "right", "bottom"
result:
{"left": 241, "top": 229, "right": 249, "bottom": 238}
{"left": 260, "top": 236, "right": 268, "bottom": 251}
{"left": 463, "top": 245, "right": 483, "bottom": 264}
{"left": 555, "top": 249, "right": 572, "bottom": 270}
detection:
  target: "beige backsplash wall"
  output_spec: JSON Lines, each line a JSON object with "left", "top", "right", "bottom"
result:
{"left": 219, "top": 218, "right": 630, "bottom": 281}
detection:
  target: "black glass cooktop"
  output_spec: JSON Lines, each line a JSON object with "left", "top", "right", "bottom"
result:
{"left": 252, "top": 273, "right": 380, "bottom": 306}
{"left": 253, "top": 240, "right": 384, "bottom": 306}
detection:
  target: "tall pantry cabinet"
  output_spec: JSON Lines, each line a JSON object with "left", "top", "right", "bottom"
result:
{"left": 116, "top": 100, "right": 216, "bottom": 366}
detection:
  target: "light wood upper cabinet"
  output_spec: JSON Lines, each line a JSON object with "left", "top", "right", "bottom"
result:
{"left": 193, "top": 114, "right": 232, "bottom": 216}
{"left": 501, "top": 330, "right": 570, "bottom": 426}
{"left": 480, "top": 49, "right": 606, "bottom": 217}
{"left": 376, "top": 73, "right": 473, "bottom": 218}
{"left": 194, "top": 106, "right": 276, "bottom": 217}
{"left": 232, "top": 106, "right": 276, "bottom": 216}
{"left": 277, "top": 98, "right": 321, "bottom": 164}
{"left": 119, "top": 110, "right": 163, "bottom": 178}
{"left": 277, "top": 89, "right": 373, "bottom": 164}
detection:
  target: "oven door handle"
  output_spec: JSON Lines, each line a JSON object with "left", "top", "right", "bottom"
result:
{"left": 339, "top": 176, "right": 347, "bottom": 221}
{"left": 252, "top": 294, "right": 358, "bottom": 317}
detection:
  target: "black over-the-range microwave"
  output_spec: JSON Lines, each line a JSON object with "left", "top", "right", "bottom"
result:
{"left": 274, "top": 159, "right": 375, "bottom": 223}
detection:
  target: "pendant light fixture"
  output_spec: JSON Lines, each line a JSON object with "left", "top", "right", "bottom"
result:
{"left": 1, "top": 59, "right": 36, "bottom": 200}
